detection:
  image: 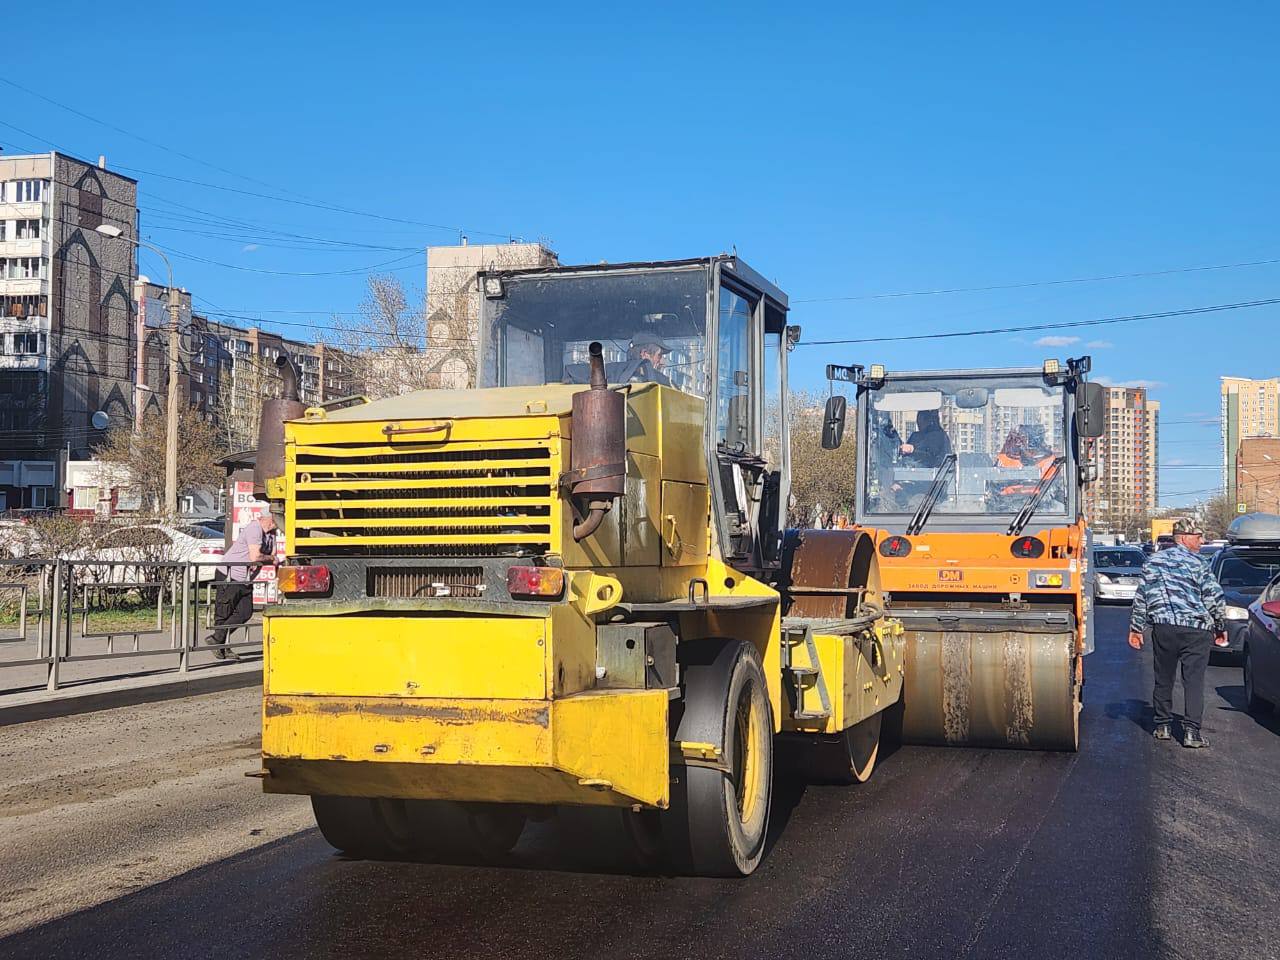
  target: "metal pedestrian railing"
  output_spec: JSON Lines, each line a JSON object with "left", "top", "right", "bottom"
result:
{"left": 0, "top": 558, "right": 266, "bottom": 693}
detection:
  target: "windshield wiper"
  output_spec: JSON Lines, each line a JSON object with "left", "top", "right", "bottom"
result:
{"left": 906, "top": 454, "right": 957, "bottom": 536}
{"left": 1008, "top": 456, "right": 1067, "bottom": 537}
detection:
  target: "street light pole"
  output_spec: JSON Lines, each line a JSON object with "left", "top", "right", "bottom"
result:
{"left": 95, "top": 224, "right": 181, "bottom": 516}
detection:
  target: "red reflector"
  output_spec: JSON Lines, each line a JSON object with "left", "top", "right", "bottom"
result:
{"left": 1010, "top": 537, "right": 1046, "bottom": 559}
{"left": 278, "top": 564, "right": 332, "bottom": 595}
{"left": 507, "top": 565, "right": 565, "bottom": 598}
{"left": 879, "top": 536, "right": 912, "bottom": 558}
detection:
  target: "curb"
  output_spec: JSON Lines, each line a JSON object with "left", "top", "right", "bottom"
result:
{"left": 0, "top": 661, "right": 262, "bottom": 726}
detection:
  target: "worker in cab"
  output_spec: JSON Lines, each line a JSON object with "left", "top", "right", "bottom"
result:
{"left": 607, "top": 333, "right": 672, "bottom": 387}
{"left": 898, "top": 409, "right": 952, "bottom": 468}
{"left": 994, "top": 424, "right": 1055, "bottom": 490}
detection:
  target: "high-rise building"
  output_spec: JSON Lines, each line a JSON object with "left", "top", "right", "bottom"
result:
{"left": 0, "top": 151, "right": 139, "bottom": 511}
{"left": 1221, "top": 376, "right": 1280, "bottom": 504}
{"left": 1084, "top": 386, "right": 1160, "bottom": 531}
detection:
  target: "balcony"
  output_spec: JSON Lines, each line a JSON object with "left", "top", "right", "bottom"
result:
{"left": 0, "top": 277, "right": 48, "bottom": 296}
{"left": 0, "top": 354, "right": 48, "bottom": 372}
{"left": 0, "top": 200, "right": 46, "bottom": 220}
{"left": 0, "top": 238, "right": 48, "bottom": 259}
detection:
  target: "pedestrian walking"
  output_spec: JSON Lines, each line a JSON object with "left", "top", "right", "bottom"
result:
{"left": 1127, "top": 518, "right": 1226, "bottom": 748}
{"left": 205, "top": 504, "right": 277, "bottom": 661}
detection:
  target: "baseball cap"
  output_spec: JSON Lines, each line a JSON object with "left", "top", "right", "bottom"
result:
{"left": 629, "top": 331, "right": 670, "bottom": 352}
{"left": 1172, "top": 518, "right": 1203, "bottom": 536}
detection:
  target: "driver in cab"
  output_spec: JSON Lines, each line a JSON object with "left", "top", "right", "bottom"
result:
{"left": 606, "top": 333, "right": 672, "bottom": 387}
{"left": 898, "top": 409, "right": 952, "bottom": 467}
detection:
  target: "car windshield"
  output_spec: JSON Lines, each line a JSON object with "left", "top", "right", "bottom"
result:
{"left": 863, "top": 375, "right": 1068, "bottom": 517}
{"left": 479, "top": 267, "right": 709, "bottom": 395}
{"left": 1095, "top": 549, "right": 1145, "bottom": 568}
{"left": 1216, "top": 551, "right": 1280, "bottom": 590}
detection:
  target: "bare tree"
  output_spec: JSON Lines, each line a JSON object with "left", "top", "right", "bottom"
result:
{"left": 785, "top": 390, "right": 859, "bottom": 526}
{"left": 334, "top": 245, "right": 557, "bottom": 400}
{"left": 95, "top": 407, "right": 224, "bottom": 515}
{"left": 333, "top": 275, "right": 436, "bottom": 400}
{"left": 213, "top": 350, "right": 278, "bottom": 451}
{"left": 1200, "top": 493, "right": 1237, "bottom": 540}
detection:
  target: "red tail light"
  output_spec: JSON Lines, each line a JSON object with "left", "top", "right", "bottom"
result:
{"left": 507, "top": 565, "right": 565, "bottom": 599}
{"left": 278, "top": 564, "right": 332, "bottom": 595}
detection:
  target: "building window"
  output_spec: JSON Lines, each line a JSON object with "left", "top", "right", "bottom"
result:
{"left": 3, "top": 257, "right": 44, "bottom": 280}
{"left": 11, "top": 333, "right": 43, "bottom": 355}
{"left": 29, "top": 486, "right": 50, "bottom": 509}
{"left": 8, "top": 180, "right": 46, "bottom": 203}
{"left": 15, "top": 219, "right": 41, "bottom": 240}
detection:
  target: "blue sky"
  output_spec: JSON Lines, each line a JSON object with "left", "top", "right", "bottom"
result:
{"left": 4, "top": 2, "right": 1276, "bottom": 505}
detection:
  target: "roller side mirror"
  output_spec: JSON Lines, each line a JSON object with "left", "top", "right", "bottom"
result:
{"left": 822, "top": 395, "right": 848, "bottom": 450}
{"left": 1076, "top": 382, "right": 1106, "bottom": 439}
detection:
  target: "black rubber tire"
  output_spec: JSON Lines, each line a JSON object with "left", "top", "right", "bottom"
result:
{"left": 1244, "top": 648, "right": 1272, "bottom": 715}
{"left": 798, "top": 711, "right": 883, "bottom": 785}
{"left": 463, "top": 803, "right": 528, "bottom": 860}
{"left": 311, "top": 795, "right": 414, "bottom": 859}
{"left": 620, "top": 808, "right": 665, "bottom": 871}
{"left": 665, "top": 639, "right": 773, "bottom": 877}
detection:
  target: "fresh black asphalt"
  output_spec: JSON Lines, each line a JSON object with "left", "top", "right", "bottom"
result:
{"left": 3, "top": 605, "right": 1278, "bottom": 960}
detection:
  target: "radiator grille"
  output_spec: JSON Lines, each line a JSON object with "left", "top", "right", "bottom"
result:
{"left": 290, "top": 438, "right": 557, "bottom": 558}
{"left": 367, "top": 566, "right": 486, "bottom": 599}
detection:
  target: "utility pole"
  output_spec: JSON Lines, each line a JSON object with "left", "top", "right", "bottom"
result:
{"left": 165, "top": 287, "right": 181, "bottom": 516}
{"left": 95, "top": 224, "right": 182, "bottom": 516}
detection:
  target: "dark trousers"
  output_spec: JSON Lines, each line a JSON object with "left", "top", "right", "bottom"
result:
{"left": 210, "top": 574, "right": 254, "bottom": 644}
{"left": 1151, "top": 622, "right": 1212, "bottom": 731}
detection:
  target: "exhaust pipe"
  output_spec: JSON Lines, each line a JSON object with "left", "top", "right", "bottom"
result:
{"left": 566, "top": 342, "right": 625, "bottom": 541}
{"left": 254, "top": 356, "right": 307, "bottom": 497}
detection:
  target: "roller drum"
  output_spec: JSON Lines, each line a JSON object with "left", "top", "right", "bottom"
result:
{"left": 899, "top": 619, "right": 1079, "bottom": 751}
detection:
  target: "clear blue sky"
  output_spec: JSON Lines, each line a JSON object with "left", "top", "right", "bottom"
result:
{"left": 4, "top": 3, "right": 1276, "bottom": 505}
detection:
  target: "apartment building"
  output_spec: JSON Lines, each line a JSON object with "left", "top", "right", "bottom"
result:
{"left": 1084, "top": 386, "right": 1160, "bottom": 531}
{"left": 0, "top": 152, "right": 138, "bottom": 511}
{"left": 1221, "top": 376, "right": 1280, "bottom": 504}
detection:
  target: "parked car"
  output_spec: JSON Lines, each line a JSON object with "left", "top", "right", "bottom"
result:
{"left": 81, "top": 523, "right": 225, "bottom": 583}
{"left": 1242, "top": 574, "right": 1280, "bottom": 714}
{"left": 0, "top": 520, "right": 41, "bottom": 560}
{"left": 1210, "top": 514, "right": 1280, "bottom": 657}
{"left": 1091, "top": 545, "right": 1147, "bottom": 603}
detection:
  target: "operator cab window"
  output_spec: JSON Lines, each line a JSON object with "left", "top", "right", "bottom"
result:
{"left": 863, "top": 377, "right": 1069, "bottom": 521}
{"left": 479, "top": 267, "right": 708, "bottom": 395}
{"left": 716, "top": 288, "right": 753, "bottom": 450}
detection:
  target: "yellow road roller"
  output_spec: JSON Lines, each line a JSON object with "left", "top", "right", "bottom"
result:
{"left": 254, "top": 256, "right": 901, "bottom": 876}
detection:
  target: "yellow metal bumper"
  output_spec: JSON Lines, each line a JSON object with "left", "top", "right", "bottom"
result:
{"left": 262, "top": 690, "right": 670, "bottom": 808}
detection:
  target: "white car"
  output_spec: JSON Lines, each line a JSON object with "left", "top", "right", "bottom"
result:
{"left": 0, "top": 520, "right": 42, "bottom": 560}
{"left": 83, "top": 523, "right": 225, "bottom": 583}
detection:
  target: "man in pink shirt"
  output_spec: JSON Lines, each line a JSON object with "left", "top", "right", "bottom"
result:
{"left": 205, "top": 505, "right": 276, "bottom": 660}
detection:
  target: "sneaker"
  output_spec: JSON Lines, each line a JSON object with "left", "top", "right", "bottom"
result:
{"left": 1152, "top": 723, "right": 1173, "bottom": 741}
{"left": 1182, "top": 729, "right": 1209, "bottom": 749}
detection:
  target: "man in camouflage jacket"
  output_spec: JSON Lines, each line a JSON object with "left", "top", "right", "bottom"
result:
{"left": 1128, "top": 519, "right": 1226, "bottom": 748}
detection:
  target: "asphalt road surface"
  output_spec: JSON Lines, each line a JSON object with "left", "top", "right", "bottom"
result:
{"left": 2, "top": 605, "right": 1278, "bottom": 960}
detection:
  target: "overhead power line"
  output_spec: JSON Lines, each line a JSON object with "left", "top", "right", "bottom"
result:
{"left": 794, "top": 257, "right": 1280, "bottom": 303}
{"left": 796, "top": 298, "right": 1280, "bottom": 346}
{"left": 0, "top": 111, "right": 523, "bottom": 240}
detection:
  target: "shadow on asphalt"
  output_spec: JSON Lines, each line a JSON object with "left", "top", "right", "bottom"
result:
{"left": 1215, "top": 683, "right": 1280, "bottom": 736}
{"left": 1105, "top": 697, "right": 1154, "bottom": 732}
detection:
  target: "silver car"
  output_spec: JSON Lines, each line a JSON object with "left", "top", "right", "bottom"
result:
{"left": 1092, "top": 545, "right": 1147, "bottom": 603}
